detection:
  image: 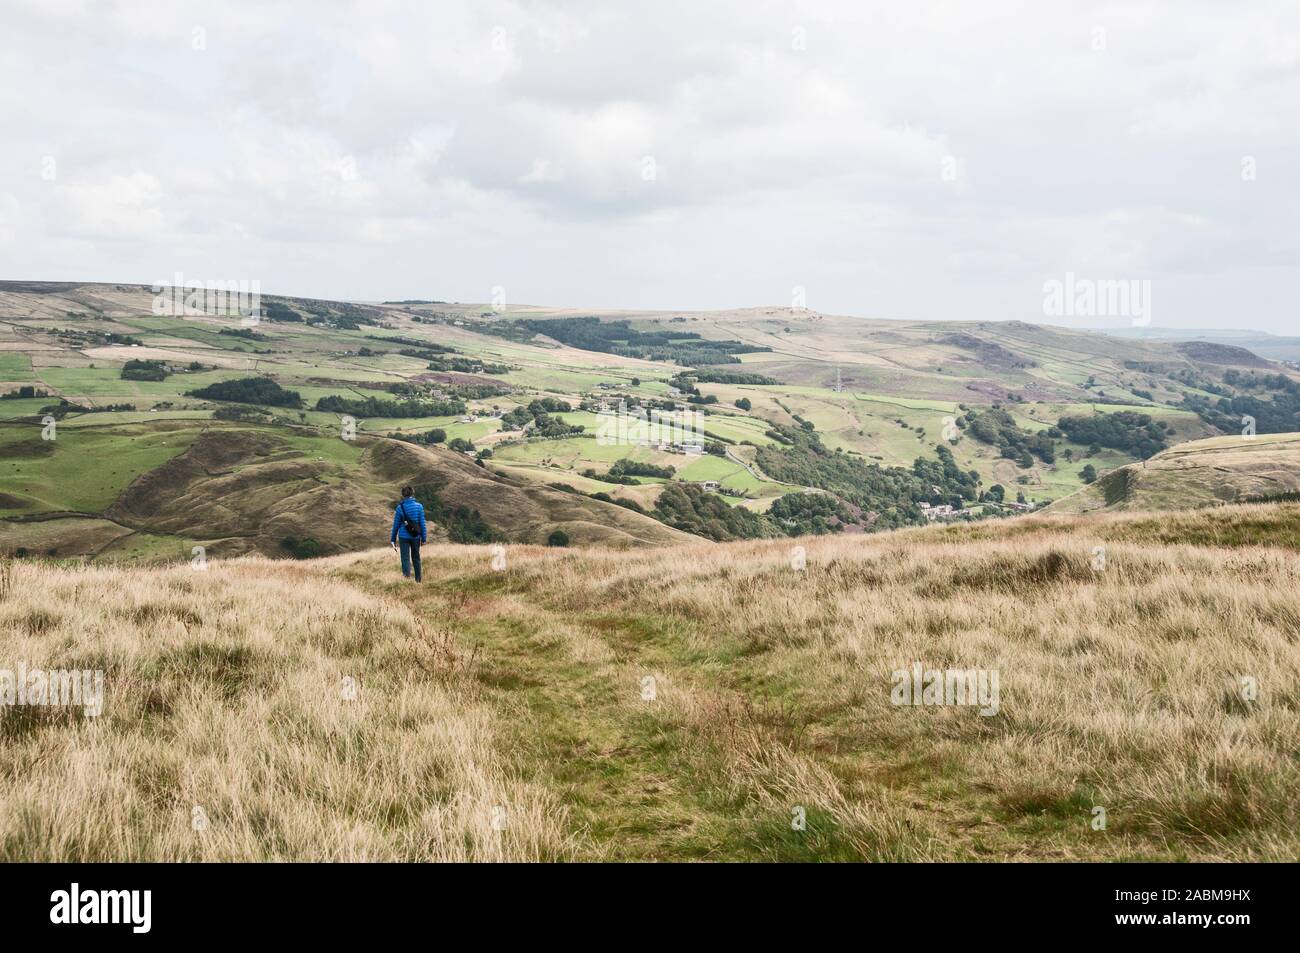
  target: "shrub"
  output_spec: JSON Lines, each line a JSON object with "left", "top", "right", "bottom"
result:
{"left": 281, "top": 537, "right": 322, "bottom": 559}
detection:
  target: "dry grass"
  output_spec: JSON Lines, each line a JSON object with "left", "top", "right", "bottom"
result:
{"left": 0, "top": 555, "right": 572, "bottom": 861}
{"left": 2, "top": 503, "right": 1298, "bottom": 860}
{"left": 384, "top": 524, "right": 1298, "bottom": 860}
{"left": 1048, "top": 434, "right": 1300, "bottom": 515}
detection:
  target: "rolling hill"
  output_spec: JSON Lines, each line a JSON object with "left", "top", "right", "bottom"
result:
{"left": 4, "top": 280, "right": 1298, "bottom": 863}
{"left": 3, "top": 279, "right": 1298, "bottom": 559}
{"left": 0, "top": 421, "right": 687, "bottom": 560}
{"left": 1046, "top": 432, "right": 1300, "bottom": 515}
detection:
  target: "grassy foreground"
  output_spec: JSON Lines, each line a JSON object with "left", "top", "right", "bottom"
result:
{"left": 3, "top": 503, "right": 1299, "bottom": 861}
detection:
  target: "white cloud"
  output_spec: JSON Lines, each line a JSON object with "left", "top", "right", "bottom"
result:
{"left": 1, "top": 0, "right": 1297, "bottom": 331}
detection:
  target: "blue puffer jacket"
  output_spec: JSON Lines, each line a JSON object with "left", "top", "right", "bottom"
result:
{"left": 390, "top": 497, "right": 427, "bottom": 543}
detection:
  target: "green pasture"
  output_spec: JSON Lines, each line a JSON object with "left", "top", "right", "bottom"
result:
{"left": 0, "top": 423, "right": 198, "bottom": 514}
{"left": 0, "top": 353, "right": 34, "bottom": 381}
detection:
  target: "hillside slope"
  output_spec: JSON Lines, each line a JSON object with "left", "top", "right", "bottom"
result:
{"left": 4, "top": 501, "right": 1298, "bottom": 861}
{"left": 1046, "top": 432, "right": 1300, "bottom": 515}
{"left": 0, "top": 421, "right": 689, "bottom": 560}
{"left": 3, "top": 279, "right": 1297, "bottom": 547}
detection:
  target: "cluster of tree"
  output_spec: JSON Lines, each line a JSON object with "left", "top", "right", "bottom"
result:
{"left": 1163, "top": 367, "right": 1229, "bottom": 396}
{"left": 1184, "top": 391, "right": 1300, "bottom": 436}
{"left": 500, "top": 398, "right": 583, "bottom": 437}
{"left": 261, "top": 301, "right": 303, "bottom": 322}
{"left": 767, "top": 492, "right": 853, "bottom": 535}
{"left": 393, "top": 427, "right": 447, "bottom": 447}
{"left": 962, "top": 407, "right": 1055, "bottom": 466}
{"left": 690, "top": 370, "right": 779, "bottom": 385}
{"left": 188, "top": 377, "right": 304, "bottom": 407}
{"left": 425, "top": 355, "right": 510, "bottom": 375}
{"left": 735, "top": 397, "right": 752, "bottom": 411}
{"left": 35, "top": 398, "right": 89, "bottom": 419}
{"left": 55, "top": 329, "right": 144, "bottom": 347}
{"left": 668, "top": 373, "right": 700, "bottom": 395}
{"left": 1181, "top": 371, "right": 1300, "bottom": 435}
{"left": 500, "top": 397, "right": 570, "bottom": 427}
{"left": 651, "top": 484, "right": 776, "bottom": 540}
{"left": 591, "top": 458, "right": 677, "bottom": 485}
{"left": 445, "top": 382, "right": 512, "bottom": 401}
{"left": 754, "top": 424, "right": 981, "bottom": 531}
{"left": 1056, "top": 410, "right": 1168, "bottom": 459}
{"left": 300, "top": 301, "right": 381, "bottom": 330}
{"left": 219, "top": 328, "right": 268, "bottom": 341}
{"left": 408, "top": 483, "right": 502, "bottom": 543}
{"left": 486, "top": 316, "right": 770, "bottom": 366}
{"left": 32, "top": 399, "right": 135, "bottom": 417}
{"left": 366, "top": 335, "right": 454, "bottom": 354}
{"left": 1, "top": 386, "right": 49, "bottom": 400}
{"left": 911, "top": 445, "right": 983, "bottom": 506}
{"left": 314, "top": 394, "right": 465, "bottom": 417}
{"left": 121, "top": 359, "right": 169, "bottom": 382}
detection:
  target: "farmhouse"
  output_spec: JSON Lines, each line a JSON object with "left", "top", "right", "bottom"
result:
{"left": 919, "top": 502, "right": 956, "bottom": 520}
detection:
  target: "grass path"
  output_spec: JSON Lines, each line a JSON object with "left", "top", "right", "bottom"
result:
{"left": 346, "top": 556, "right": 908, "bottom": 860}
{"left": 340, "top": 548, "right": 1113, "bottom": 861}
{"left": 335, "top": 527, "right": 1300, "bottom": 862}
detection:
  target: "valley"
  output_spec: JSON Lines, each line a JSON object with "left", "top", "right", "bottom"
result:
{"left": 1, "top": 281, "right": 1296, "bottom": 560}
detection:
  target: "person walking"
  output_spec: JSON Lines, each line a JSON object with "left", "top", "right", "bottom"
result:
{"left": 390, "top": 486, "right": 427, "bottom": 582}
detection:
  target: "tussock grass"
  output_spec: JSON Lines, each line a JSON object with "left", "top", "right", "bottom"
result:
{"left": 0, "top": 557, "right": 572, "bottom": 861}
{"left": 2, "top": 501, "right": 1298, "bottom": 860}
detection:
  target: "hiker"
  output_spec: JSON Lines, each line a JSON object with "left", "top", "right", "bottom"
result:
{"left": 390, "top": 486, "right": 427, "bottom": 581}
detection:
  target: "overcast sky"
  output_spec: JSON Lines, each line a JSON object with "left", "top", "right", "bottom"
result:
{"left": 2, "top": 1, "right": 1297, "bottom": 332}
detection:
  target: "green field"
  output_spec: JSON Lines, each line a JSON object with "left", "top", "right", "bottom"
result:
{"left": 0, "top": 352, "right": 33, "bottom": 381}
{"left": 0, "top": 422, "right": 198, "bottom": 514}
{"left": 0, "top": 282, "right": 1286, "bottom": 550}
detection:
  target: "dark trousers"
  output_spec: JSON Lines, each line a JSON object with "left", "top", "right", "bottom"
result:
{"left": 399, "top": 538, "right": 422, "bottom": 582}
